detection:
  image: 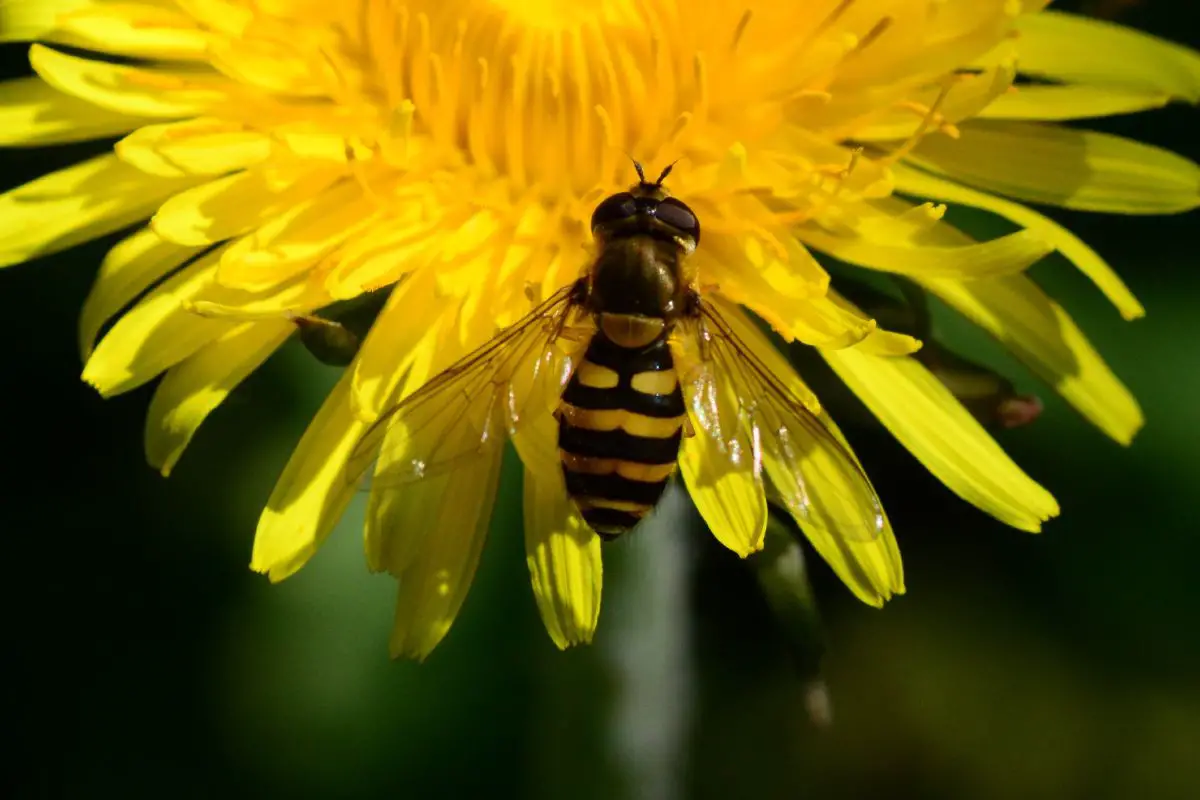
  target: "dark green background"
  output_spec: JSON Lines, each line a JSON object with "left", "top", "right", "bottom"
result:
{"left": 4, "top": 2, "right": 1198, "bottom": 797}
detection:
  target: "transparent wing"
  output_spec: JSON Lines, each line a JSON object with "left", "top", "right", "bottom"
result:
{"left": 347, "top": 283, "right": 588, "bottom": 488}
{"left": 678, "top": 299, "right": 885, "bottom": 543}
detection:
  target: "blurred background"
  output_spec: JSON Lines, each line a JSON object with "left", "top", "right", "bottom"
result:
{"left": 3, "top": 1, "right": 1198, "bottom": 798}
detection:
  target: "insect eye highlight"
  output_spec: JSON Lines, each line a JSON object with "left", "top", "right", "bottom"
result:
{"left": 655, "top": 197, "right": 700, "bottom": 244}
{"left": 590, "top": 192, "right": 637, "bottom": 232}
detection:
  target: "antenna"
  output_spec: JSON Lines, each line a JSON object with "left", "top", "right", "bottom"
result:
{"left": 630, "top": 158, "right": 647, "bottom": 184}
{"left": 629, "top": 157, "right": 679, "bottom": 187}
{"left": 655, "top": 161, "right": 678, "bottom": 186}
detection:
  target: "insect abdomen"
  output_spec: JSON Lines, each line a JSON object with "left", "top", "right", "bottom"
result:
{"left": 557, "top": 330, "right": 687, "bottom": 538}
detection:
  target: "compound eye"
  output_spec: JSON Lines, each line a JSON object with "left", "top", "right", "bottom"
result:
{"left": 655, "top": 197, "right": 700, "bottom": 244}
{"left": 590, "top": 192, "right": 637, "bottom": 232}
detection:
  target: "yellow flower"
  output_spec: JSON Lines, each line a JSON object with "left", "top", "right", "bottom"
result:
{"left": 1, "top": 1, "right": 1197, "bottom": 658}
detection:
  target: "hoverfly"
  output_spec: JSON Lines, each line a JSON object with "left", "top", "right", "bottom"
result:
{"left": 348, "top": 162, "right": 883, "bottom": 542}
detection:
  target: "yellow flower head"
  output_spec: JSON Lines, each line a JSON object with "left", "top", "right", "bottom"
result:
{"left": 1, "top": 0, "right": 1197, "bottom": 657}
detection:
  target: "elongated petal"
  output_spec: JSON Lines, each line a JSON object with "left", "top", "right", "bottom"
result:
{"left": 1014, "top": 11, "right": 1200, "bottom": 103}
{"left": 82, "top": 245, "right": 236, "bottom": 396}
{"left": 908, "top": 121, "right": 1200, "bottom": 215}
{"left": 173, "top": 0, "right": 253, "bottom": 37}
{"left": 350, "top": 270, "right": 458, "bottom": 421}
{"left": 850, "top": 58, "right": 1015, "bottom": 141}
{"left": 217, "top": 178, "right": 376, "bottom": 291}
{"left": 0, "top": 0, "right": 89, "bottom": 41}
{"left": 768, "top": 410, "right": 902, "bottom": 604}
{"left": 361, "top": 321, "right": 469, "bottom": 577}
{"left": 30, "top": 43, "right": 229, "bottom": 117}
{"left": 79, "top": 226, "right": 205, "bottom": 359}
{"left": 251, "top": 372, "right": 366, "bottom": 581}
{"left": 152, "top": 166, "right": 341, "bottom": 246}
{"left": 923, "top": 274, "right": 1143, "bottom": 445}
{"left": 714, "top": 303, "right": 890, "bottom": 549}
{"left": 679, "top": 416, "right": 768, "bottom": 558}
{"left": 389, "top": 445, "right": 503, "bottom": 660}
{"left": 822, "top": 346, "right": 1060, "bottom": 532}
{"left": 802, "top": 522, "right": 906, "bottom": 608}
{"left": 186, "top": 269, "right": 335, "bottom": 318}
{"left": 0, "top": 77, "right": 150, "bottom": 146}
{"left": 524, "top": 466, "right": 602, "bottom": 649}
{"left": 892, "top": 162, "right": 1143, "bottom": 320}
{"left": 511, "top": 393, "right": 564, "bottom": 483}
{"left": 799, "top": 226, "right": 1052, "bottom": 279}
{"left": 783, "top": 415, "right": 905, "bottom": 607}
{"left": 707, "top": 261, "right": 877, "bottom": 350}
{"left": 979, "top": 85, "right": 1169, "bottom": 122}
{"left": 0, "top": 153, "right": 197, "bottom": 268}
{"left": 116, "top": 118, "right": 274, "bottom": 178}
{"left": 55, "top": 2, "right": 211, "bottom": 60}
{"left": 144, "top": 319, "right": 291, "bottom": 476}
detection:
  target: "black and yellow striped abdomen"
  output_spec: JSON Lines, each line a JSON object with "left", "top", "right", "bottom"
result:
{"left": 557, "top": 327, "right": 687, "bottom": 538}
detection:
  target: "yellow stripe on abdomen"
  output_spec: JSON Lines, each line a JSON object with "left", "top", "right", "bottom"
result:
{"left": 558, "top": 325, "right": 687, "bottom": 538}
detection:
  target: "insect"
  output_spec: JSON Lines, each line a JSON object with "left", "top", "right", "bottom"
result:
{"left": 348, "top": 162, "right": 883, "bottom": 542}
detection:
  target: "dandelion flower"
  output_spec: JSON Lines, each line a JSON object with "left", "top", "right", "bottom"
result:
{"left": 1, "top": 1, "right": 1197, "bottom": 658}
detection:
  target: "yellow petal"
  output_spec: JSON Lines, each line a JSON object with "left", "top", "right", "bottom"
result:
{"left": 0, "top": 0, "right": 89, "bottom": 41}
{"left": 360, "top": 322, "right": 473, "bottom": 576}
{"left": 0, "top": 153, "right": 197, "bottom": 269}
{"left": 711, "top": 267, "right": 875, "bottom": 350}
{"left": 78, "top": 226, "right": 205, "bottom": 359}
{"left": 251, "top": 372, "right": 366, "bottom": 581}
{"left": 851, "top": 58, "right": 1015, "bottom": 141}
{"left": 892, "top": 162, "right": 1144, "bottom": 320}
{"left": 762, "top": 292, "right": 880, "bottom": 351}
{"left": 923, "top": 274, "right": 1143, "bottom": 445}
{"left": 30, "top": 43, "right": 230, "bottom": 117}
{"left": 825, "top": 292, "right": 923, "bottom": 359}
{"left": 853, "top": 329, "right": 923, "bottom": 357}
{"left": 698, "top": 229, "right": 829, "bottom": 301}
{"left": 511, "top": 425, "right": 559, "bottom": 489}
{"left": 801, "top": 522, "right": 906, "bottom": 608}
{"left": 55, "top": 2, "right": 211, "bottom": 60}
{"left": 116, "top": 118, "right": 274, "bottom": 178}
{"left": 782, "top": 414, "right": 906, "bottom": 608}
{"left": 718, "top": 304, "right": 890, "bottom": 546}
{"left": 350, "top": 270, "right": 455, "bottom": 422}
{"left": 82, "top": 244, "right": 236, "bottom": 396}
{"left": 364, "top": 470, "right": 449, "bottom": 579}
{"left": 186, "top": 272, "right": 334, "bottom": 318}
{"left": 799, "top": 225, "right": 1053, "bottom": 279}
{"left": 693, "top": 301, "right": 902, "bottom": 602}
{"left": 980, "top": 85, "right": 1170, "bottom": 122}
{"left": 524, "top": 466, "right": 602, "bottom": 649}
{"left": 151, "top": 165, "right": 341, "bottom": 246}
{"left": 207, "top": 30, "right": 326, "bottom": 98}
{"left": 679, "top": 414, "right": 768, "bottom": 558}
{"left": 174, "top": 0, "right": 252, "bottom": 37}
{"left": 822, "top": 346, "right": 1060, "bottom": 532}
{"left": 1014, "top": 11, "right": 1200, "bottom": 103}
{"left": 144, "top": 319, "right": 291, "bottom": 476}
{"left": 672, "top": 313, "right": 769, "bottom": 557}
{"left": 0, "top": 76, "right": 150, "bottom": 146}
{"left": 217, "top": 179, "right": 376, "bottom": 291}
{"left": 389, "top": 445, "right": 504, "bottom": 660}
{"left": 908, "top": 120, "right": 1200, "bottom": 215}
{"left": 764, "top": 414, "right": 899, "bottom": 595}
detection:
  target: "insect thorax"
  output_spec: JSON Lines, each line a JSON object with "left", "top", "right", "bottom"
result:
{"left": 588, "top": 234, "right": 686, "bottom": 323}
